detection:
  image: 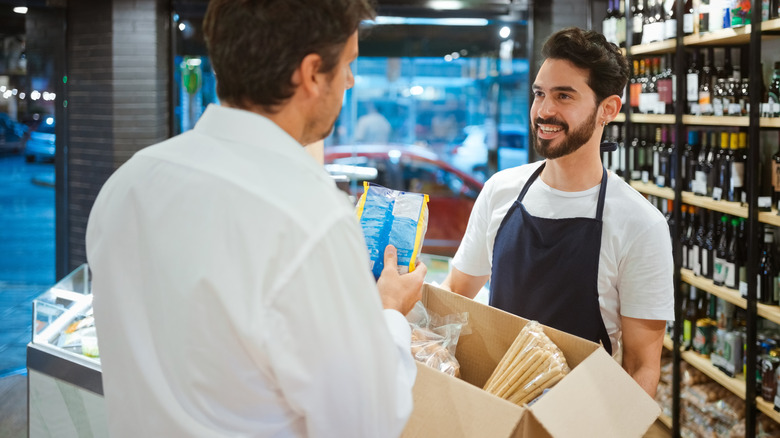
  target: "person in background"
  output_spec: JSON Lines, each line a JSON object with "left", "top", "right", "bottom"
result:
{"left": 86, "top": 1, "right": 426, "bottom": 436}
{"left": 355, "top": 101, "right": 392, "bottom": 143}
{"left": 441, "top": 27, "right": 674, "bottom": 397}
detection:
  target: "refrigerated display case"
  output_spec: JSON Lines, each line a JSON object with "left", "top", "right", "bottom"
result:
{"left": 26, "top": 264, "right": 108, "bottom": 437}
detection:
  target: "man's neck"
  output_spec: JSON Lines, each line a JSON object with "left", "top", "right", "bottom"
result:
{"left": 539, "top": 141, "right": 605, "bottom": 192}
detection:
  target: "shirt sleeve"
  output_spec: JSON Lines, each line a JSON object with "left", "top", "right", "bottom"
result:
{"left": 259, "top": 215, "right": 415, "bottom": 438}
{"left": 617, "top": 218, "right": 675, "bottom": 321}
{"left": 451, "top": 177, "right": 494, "bottom": 277}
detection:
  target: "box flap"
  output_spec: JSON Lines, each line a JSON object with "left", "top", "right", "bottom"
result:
{"left": 529, "top": 348, "right": 661, "bottom": 438}
{"left": 402, "top": 363, "right": 526, "bottom": 438}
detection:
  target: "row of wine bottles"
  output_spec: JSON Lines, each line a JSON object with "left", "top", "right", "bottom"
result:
{"left": 602, "top": 125, "right": 780, "bottom": 208}
{"left": 627, "top": 47, "right": 780, "bottom": 117}
{"left": 603, "top": 0, "right": 780, "bottom": 48}
{"left": 657, "top": 201, "right": 780, "bottom": 305}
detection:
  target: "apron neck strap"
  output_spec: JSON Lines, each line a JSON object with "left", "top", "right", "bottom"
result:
{"left": 517, "top": 162, "right": 609, "bottom": 222}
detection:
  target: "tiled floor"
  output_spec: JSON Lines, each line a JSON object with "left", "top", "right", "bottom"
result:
{"left": 0, "top": 151, "right": 55, "bottom": 434}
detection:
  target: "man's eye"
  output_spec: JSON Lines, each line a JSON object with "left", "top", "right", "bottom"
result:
{"left": 534, "top": 91, "right": 544, "bottom": 97}
{"left": 559, "top": 94, "right": 571, "bottom": 100}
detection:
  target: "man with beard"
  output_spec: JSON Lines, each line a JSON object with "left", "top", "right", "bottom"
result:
{"left": 85, "top": 1, "right": 426, "bottom": 436}
{"left": 441, "top": 27, "right": 673, "bottom": 397}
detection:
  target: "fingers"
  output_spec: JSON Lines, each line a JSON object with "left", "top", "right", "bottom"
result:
{"left": 383, "top": 245, "right": 398, "bottom": 275}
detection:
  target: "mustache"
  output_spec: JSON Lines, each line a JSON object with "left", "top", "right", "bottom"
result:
{"left": 534, "top": 117, "right": 568, "bottom": 130}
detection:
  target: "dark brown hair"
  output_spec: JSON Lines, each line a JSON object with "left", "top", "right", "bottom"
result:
{"left": 203, "top": 0, "right": 375, "bottom": 112}
{"left": 541, "top": 27, "right": 629, "bottom": 104}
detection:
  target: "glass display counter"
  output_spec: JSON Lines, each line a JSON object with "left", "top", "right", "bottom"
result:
{"left": 27, "top": 264, "right": 108, "bottom": 437}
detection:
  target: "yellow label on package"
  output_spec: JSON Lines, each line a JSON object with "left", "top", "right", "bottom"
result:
{"left": 356, "top": 182, "right": 429, "bottom": 279}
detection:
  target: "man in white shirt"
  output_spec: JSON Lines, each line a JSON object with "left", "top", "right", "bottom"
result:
{"left": 441, "top": 28, "right": 674, "bottom": 397}
{"left": 85, "top": 1, "right": 426, "bottom": 436}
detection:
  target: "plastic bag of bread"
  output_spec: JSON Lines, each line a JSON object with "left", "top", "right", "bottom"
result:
{"left": 406, "top": 301, "right": 469, "bottom": 377}
{"left": 483, "top": 321, "right": 570, "bottom": 406}
{"left": 355, "top": 182, "right": 429, "bottom": 279}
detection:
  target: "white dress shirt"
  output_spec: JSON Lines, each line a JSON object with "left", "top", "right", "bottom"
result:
{"left": 86, "top": 104, "right": 416, "bottom": 437}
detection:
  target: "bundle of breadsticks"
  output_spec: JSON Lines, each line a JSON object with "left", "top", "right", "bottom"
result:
{"left": 483, "top": 321, "right": 570, "bottom": 406}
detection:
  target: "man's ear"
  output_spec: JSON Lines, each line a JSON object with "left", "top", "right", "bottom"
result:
{"left": 600, "top": 94, "right": 622, "bottom": 123}
{"left": 296, "top": 53, "right": 324, "bottom": 99}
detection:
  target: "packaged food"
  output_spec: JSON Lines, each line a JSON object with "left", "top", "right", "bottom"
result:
{"left": 483, "top": 321, "right": 570, "bottom": 406}
{"left": 406, "top": 301, "right": 469, "bottom": 377}
{"left": 355, "top": 182, "right": 429, "bottom": 279}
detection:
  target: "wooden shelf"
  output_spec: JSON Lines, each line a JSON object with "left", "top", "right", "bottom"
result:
{"left": 680, "top": 349, "right": 780, "bottom": 424}
{"left": 614, "top": 113, "right": 625, "bottom": 123}
{"left": 683, "top": 23, "right": 754, "bottom": 46}
{"left": 658, "top": 413, "right": 672, "bottom": 430}
{"left": 629, "top": 181, "right": 675, "bottom": 199}
{"left": 681, "top": 350, "right": 746, "bottom": 399}
{"left": 629, "top": 39, "right": 677, "bottom": 55}
{"left": 681, "top": 115, "right": 780, "bottom": 127}
{"left": 663, "top": 335, "right": 674, "bottom": 351}
{"left": 682, "top": 115, "right": 750, "bottom": 127}
{"left": 758, "top": 210, "right": 780, "bottom": 228}
{"left": 762, "top": 17, "right": 780, "bottom": 32}
{"left": 680, "top": 269, "right": 747, "bottom": 310}
{"left": 758, "top": 302, "right": 780, "bottom": 327}
{"left": 681, "top": 191, "right": 748, "bottom": 218}
{"left": 757, "top": 398, "right": 780, "bottom": 424}
{"left": 630, "top": 113, "right": 677, "bottom": 125}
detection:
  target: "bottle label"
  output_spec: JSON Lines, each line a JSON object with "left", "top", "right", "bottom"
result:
{"left": 633, "top": 15, "right": 643, "bottom": 33}
{"left": 692, "top": 246, "right": 701, "bottom": 276}
{"left": 724, "top": 261, "right": 736, "bottom": 289}
{"left": 658, "top": 79, "right": 673, "bottom": 105}
{"left": 630, "top": 83, "right": 642, "bottom": 108}
{"left": 682, "top": 245, "right": 689, "bottom": 269}
{"left": 713, "top": 99, "right": 724, "bottom": 116}
{"left": 694, "top": 170, "right": 708, "bottom": 195}
{"left": 684, "top": 13, "right": 694, "bottom": 34}
{"left": 713, "top": 257, "right": 725, "bottom": 284}
{"left": 702, "top": 251, "right": 710, "bottom": 277}
{"left": 731, "top": 162, "right": 745, "bottom": 188}
{"left": 773, "top": 162, "right": 780, "bottom": 195}
{"left": 712, "top": 186, "right": 723, "bottom": 201}
{"left": 641, "top": 170, "right": 650, "bottom": 184}
{"left": 687, "top": 73, "right": 699, "bottom": 101}
{"left": 665, "top": 19, "right": 678, "bottom": 40}
{"left": 728, "top": 103, "right": 742, "bottom": 116}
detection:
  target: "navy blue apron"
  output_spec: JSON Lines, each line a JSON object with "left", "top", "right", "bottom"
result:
{"left": 490, "top": 162, "right": 613, "bottom": 355}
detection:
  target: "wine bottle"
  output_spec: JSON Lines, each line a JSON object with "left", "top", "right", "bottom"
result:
{"left": 758, "top": 227, "right": 778, "bottom": 305}
{"left": 653, "top": 126, "right": 662, "bottom": 185}
{"left": 725, "top": 217, "right": 739, "bottom": 290}
{"left": 617, "top": 0, "right": 627, "bottom": 47}
{"left": 604, "top": 0, "right": 616, "bottom": 45}
{"left": 665, "top": 0, "right": 678, "bottom": 40}
{"left": 699, "top": 64, "right": 714, "bottom": 116}
{"left": 693, "top": 130, "right": 710, "bottom": 196}
{"left": 687, "top": 50, "right": 700, "bottom": 114}
{"left": 713, "top": 131, "right": 729, "bottom": 201}
{"left": 769, "top": 61, "right": 780, "bottom": 117}
{"left": 772, "top": 137, "right": 780, "bottom": 209}
{"left": 698, "top": 0, "right": 710, "bottom": 34}
{"left": 682, "top": 130, "right": 700, "bottom": 191}
{"left": 684, "top": 286, "right": 699, "bottom": 350}
{"left": 713, "top": 214, "right": 729, "bottom": 286}
{"left": 681, "top": 205, "right": 690, "bottom": 268}
{"left": 632, "top": 0, "right": 645, "bottom": 46}
{"left": 729, "top": 132, "right": 745, "bottom": 203}
{"left": 703, "top": 210, "right": 715, "bottom": 279}
{"left": 683, "top": 0, "right": 695, "bottom": 34}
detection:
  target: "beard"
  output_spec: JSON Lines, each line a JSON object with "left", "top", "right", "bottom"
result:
{"left": 532, "top": 106, "right": 599, "bottom": 159}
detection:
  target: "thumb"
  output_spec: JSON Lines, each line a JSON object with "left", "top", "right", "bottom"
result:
{"left": 383, "top": 244, "right": 398, "bottom": 272}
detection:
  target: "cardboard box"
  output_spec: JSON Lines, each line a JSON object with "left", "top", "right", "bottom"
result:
{"left": 402, "top": 284, "right": 661, "bottom": 438}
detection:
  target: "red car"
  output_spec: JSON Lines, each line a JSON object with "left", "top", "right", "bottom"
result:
{"left": 324, "top": 144, "right": 484, "bottom": 257}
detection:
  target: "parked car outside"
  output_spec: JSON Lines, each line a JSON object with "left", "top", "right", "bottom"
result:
{"left": 324, "top": 144, "right": 484, "bottom": 257}
{"left": 450, "top": 123, "right": 529, "bottom": 180}
{"left": 0, "top": 113, "right": 28, "bottom": 155}
{"left": 24, "top": 115, "right": 55, "bottom": 163}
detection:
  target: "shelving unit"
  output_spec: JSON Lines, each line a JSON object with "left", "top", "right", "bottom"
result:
{"left": 617, "top": 1, "right": 780, "bottom": 436}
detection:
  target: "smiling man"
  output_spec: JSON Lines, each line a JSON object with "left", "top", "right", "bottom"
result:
{"left": 441, "top": 27, "right": 674, "bottom": 397}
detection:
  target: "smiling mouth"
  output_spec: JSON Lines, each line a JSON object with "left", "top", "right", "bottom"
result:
{"left": 538, "top": 125, "right": 563, "bottom": 134}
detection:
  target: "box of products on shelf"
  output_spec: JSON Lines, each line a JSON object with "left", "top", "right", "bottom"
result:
{"left": 401, "top": 284, "right": 660, "bottom": 438}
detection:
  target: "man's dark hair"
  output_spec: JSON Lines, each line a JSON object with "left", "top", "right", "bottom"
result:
{"left": 203, "top": 0, "right": 375, "bottom": 112}
{"left": 541, "top": 27, "right": 629, "bottom": 104}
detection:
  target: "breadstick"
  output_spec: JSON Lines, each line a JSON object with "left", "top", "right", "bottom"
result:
{"left": 486, "top": 348, "right": 541, "bottom": 394}
{"left": 494, "top": 350, "right": 551, "bottom": 399}
{"left": 483, "top": 323, "right": 536, "bottom": 390}
{"left": 513, "top": 371, "right": 565, "bottom": 406}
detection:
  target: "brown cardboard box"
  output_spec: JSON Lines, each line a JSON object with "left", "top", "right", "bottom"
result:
{"left": 402, "top": 284, "right": 661, "bottom": 438}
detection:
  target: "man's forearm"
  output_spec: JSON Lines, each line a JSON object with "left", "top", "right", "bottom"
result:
{"left": 624, "top": 364, "right": 660, "bottom": 398}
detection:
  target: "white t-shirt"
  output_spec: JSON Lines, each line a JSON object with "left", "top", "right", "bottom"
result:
{"left": 86, "top": 104, "right": 415, "bottom": 437}
{"left": 452, "top": 161, "right": 675, "bottom": 354}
